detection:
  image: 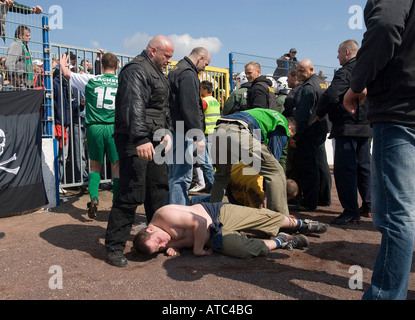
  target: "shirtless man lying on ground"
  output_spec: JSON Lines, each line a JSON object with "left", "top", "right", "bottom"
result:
{"left": 133, "top": 202, "right": 329, "bottom": 259}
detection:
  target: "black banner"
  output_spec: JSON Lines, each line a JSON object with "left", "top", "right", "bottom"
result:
{"left": 0, "top": 90, "right": 48, "bottom": 217}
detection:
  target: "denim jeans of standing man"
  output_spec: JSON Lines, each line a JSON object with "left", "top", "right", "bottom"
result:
{"left": 167, "top": 132, "right": 194, "bottom": 205}
{"left": 362, "top": 123, "right": 415, "bottom": 300}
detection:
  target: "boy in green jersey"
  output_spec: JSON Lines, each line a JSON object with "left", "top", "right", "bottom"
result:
{"left": 59, "top": 52, "right": 120, "bottom": 219}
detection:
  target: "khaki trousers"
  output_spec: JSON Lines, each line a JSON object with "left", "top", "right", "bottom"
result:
{"left": 217, "top": 204, "right": 285, "bottom": 259}
{"left": 211, "top": 122, "right": 289, "bottom": 216}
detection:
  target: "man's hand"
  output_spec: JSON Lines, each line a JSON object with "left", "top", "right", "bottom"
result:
{"left": 161, "top": 134, "right": 172, "bottom": 153}
{"left": 3, "top": 0, "right": 14, "bottom": 7}
{"left": 59, "top": 54, "right": 69, "bottom": 68}
{"left": 136, "top": 142, "right": 155, "bottom": 162}
{"left": 289, "top": 139, "right": 297, "bottom": 149}
{"left": 59, "top": 54, "right": 72, "bottom": 79}
{"left": 343, "top": 88, "right": 367, "bottom": 115}
{"left": 166, "top": 247, "right": 180, "bottom": 257}
{"left": 195, "top": 139, "right": 205, "bottom": 155}
{"left": 193, "top": 248, "right": 213, "bottom": 257}
{"left": 32, "top": 5, "right": 42, "bottom": 14}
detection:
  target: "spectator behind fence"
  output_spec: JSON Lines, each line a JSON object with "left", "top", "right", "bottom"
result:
{"left": 316, "top": 39, "right": 372, "bottom": 226}
{"left": 5, "top": 25, "right": 33, "bottom": 88}
{"left": 343, "top": 0, "right": 415, "bottom": 300}
{"left": 133, "top": 202, "right": 329, "bottom": 259}
{"left": 1, "top": 1, "right": 42, "bottom": 42}
{"left": 245, "top": 62, "right": 278, "bottom": 112}
{"left": 105, "top": 35, "right": 174, "bottom": 268}
{"left": 32, "top": 59, "right": 43, "bottom": 89}
{"left": 289, "top": 59, "right": 331, "bottom": 212}
{"left": 275, "top": 76, "right": 290, "bottom": 114}
{"left": 59, "top": 52, "right": 120, "bottom": 220}
{"left": 53, "top": 66, "right": 82, "bottom": 193}
{"left": 167, "top": 47, "right": 210, "bottom": 206}
{"left": 273, "top": 48, "right": 299, "bottom": 80}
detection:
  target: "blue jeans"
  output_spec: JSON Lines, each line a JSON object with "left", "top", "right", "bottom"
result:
{"left": 363, "top": 123, "right": 415, "bottom": 300}
{"left": 195, "top": 135, "right": 215, "bottom": 190}
{"left": 167, "top": 132, "right": 194, "bottom": 205}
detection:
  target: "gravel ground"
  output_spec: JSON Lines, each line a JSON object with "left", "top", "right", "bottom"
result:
{"left": 1, "top": 174, "right": 415, "bottom": 306}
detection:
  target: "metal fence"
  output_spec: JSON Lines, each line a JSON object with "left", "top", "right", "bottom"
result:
{"left": 1, "top": 4, "right": 229, "bottom": 191}
{"left": 1, "top": 6, "right": 53, "bottom": 138}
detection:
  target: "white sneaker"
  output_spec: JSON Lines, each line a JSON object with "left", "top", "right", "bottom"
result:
{"left": 59, "top": 187, "right": 67, "bottom": 195}
{"left": 189, "top": 184, "right": 206, "bottom": 193}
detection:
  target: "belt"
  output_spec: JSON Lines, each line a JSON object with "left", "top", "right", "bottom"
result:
{"left": 217, "top": 119, "right": 249, "bottom": 131}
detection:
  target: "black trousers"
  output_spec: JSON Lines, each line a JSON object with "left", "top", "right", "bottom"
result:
{"left": 294, "top": 133, "right": 330, "bottom": 210}
{"left": 334, "top": 136, "right": 371, "bottom": 215}
{"left": 105, "top": 144, "right": 169, "bottom": 253}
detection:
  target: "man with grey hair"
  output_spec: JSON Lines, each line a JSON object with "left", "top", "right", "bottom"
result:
{"left": 167, "top": 47, "right": 211, "bottom": 206}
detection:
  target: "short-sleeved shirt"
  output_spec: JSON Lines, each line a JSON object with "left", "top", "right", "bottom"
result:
{"left": 70, "top": 73, "right": 118, "bottom": 126}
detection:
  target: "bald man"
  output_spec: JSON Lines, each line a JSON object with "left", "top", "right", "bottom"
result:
{"left": 316, "top": 40, "right": 372, "bottom": 225}
{"left": 105, "top": 35, "right": 175, "bottom": 267}
{"left": 289, "top": 59, "right": 331, "bottom": 212}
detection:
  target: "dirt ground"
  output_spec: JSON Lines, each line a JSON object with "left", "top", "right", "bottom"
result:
{"left": 1, "top": 172, "right": 415, "bottom": 303}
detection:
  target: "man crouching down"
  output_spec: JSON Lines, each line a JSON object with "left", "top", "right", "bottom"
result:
{"left": 133, "top": 203, "right": 329, "bottom": 259}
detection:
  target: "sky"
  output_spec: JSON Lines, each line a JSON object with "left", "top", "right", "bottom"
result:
{"left": 23, "top": 0, "right": 368, "bottom": 73}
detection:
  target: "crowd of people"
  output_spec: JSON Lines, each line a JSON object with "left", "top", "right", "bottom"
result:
{"left": 1, "top": 0, "right": 414, "bottom": 301}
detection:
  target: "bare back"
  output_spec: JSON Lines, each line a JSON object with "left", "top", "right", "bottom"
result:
{"left": 150, "top": 204, "right": 213, "bottom": 250}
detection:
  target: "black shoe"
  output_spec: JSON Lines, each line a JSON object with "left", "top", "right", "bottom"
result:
{"left": 274, "top": 233, "right": 309, "bottom": 251}
{"left": 106, "top": 250, "right": 128, "bottom": 268}
{"left": 359, "top": 206, "right": 372, "bottom": 218}
{"left": 297, "top": 219, "right": 330, "bottom": 234}
{"left": 0, "top": 232, "right": 5, "bottom": 239}
{"left": 331, "top": 212, "right": 361, "bottom": 225}
{"left": 87, "top": 197, "right": 99, "bottom": 219}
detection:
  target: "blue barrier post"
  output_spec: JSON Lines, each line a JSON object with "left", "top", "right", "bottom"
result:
{"left": 42, "top": 15, "right": 53, "bottom": 138}
{"left": 229, "top": 52, "right": 235, "bottom": 91}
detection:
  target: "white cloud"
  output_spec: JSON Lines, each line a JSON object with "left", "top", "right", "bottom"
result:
{"left": 168, "top": 34, "right": 222, "bottom": 59}
{"left": 122, "top": 32, "right": 151, "bottom": 53}
{"left": 90, "top": 40, "right": 100, "bottom": 49}
{"left": 121, "top": 32, "right": 222, "bottom": 60}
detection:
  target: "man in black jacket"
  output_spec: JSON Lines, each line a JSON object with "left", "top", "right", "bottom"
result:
{"left": 245, "top": 62, "right": 278, "bottom": 111}
{"left": 105, "top": 35, "right": 174, "bottom": 267}
{"left": 167, "top": 47, "right": 210, "bottom": 206}
{"left": 344, "top": 0, "right": 415, "bottom": 300}
{"left": 316, "top": 39, "right": 372, "bottom": 225}
{"left": 290, "top": 59, "right": 331, "bottom": 211}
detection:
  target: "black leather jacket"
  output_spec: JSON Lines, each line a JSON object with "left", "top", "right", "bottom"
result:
{"left": 114, "top": 51, "right": 172, "bottom": 149}
{"left": 168, "top": 57, "right": 205, "bottom": 134}
{"left": 316, "top": 58, "right": 371, "bottom": 139}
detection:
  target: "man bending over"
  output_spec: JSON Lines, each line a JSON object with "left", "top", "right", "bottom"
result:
{"left": 133, "top": 202, "right": 329, "bottom": 260}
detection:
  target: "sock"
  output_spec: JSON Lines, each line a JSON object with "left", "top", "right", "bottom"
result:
{"left": 112, "top": 178, "right": 119, "bottom": 202}
{"left": 89, "top": 171, "right": 101, "bottom": 201}
{"left": 274, "top": 237, "right": 284, "bottom": 248}
{"left": 274, "top": 233, "right": 289, "bottom": 248}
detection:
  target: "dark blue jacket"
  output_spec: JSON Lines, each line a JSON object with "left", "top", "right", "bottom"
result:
{"left": 53, "top": 75, "right": 80, "bottom": 127}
